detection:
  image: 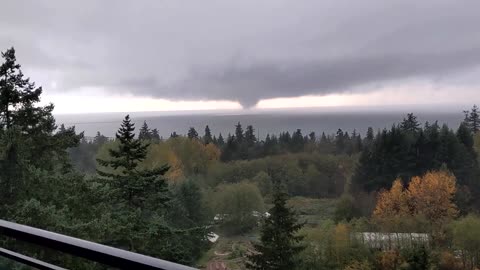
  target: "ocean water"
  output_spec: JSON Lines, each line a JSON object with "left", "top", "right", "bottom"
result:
{"left": 54, "top": 109, "right": 465, "bottom": 140}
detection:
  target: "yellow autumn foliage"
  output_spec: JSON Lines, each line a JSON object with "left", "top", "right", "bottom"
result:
{"left": 373, "top": 170, "right": 458, "bottom": 231}
{"left": 407, "top": 171, "right": 458, "bottom": 223}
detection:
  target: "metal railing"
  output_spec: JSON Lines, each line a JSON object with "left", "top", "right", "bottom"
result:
{"left": 0, "top": 219, "right": 198, "bottom": 270}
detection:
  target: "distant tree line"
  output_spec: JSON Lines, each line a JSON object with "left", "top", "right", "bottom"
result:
{"left": 353, "top": 111, "right": 480, "bottom": 209}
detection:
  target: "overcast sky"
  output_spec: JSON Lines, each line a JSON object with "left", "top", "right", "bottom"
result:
{"left": 1, "top": 0, "right": 480, "bottom": 113}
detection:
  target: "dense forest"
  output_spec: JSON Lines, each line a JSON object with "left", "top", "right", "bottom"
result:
{"left": 2, "top": 47, "right": 480, "bottom": 270}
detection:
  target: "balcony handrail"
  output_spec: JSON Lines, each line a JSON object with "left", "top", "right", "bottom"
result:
{"left": 0, "top": 219, "right": 198, "bottom": 270}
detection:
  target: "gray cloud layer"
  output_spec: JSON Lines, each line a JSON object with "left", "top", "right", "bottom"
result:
{"left": 1, "top": 0, "right": 480, "bottom": 107}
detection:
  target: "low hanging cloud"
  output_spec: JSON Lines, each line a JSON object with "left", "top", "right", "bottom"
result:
{"left": 159, "top": 48, "right": 480, "bottom": 107}
{"left": 1, "top": 0, "right": 480, "bottom": 108}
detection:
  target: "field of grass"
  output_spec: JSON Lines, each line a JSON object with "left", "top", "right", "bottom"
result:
{"left": 287, "top": 196, "right": 338, "bottom": 226}
{"left": 196, "top": 196, "right": 337, "bottom": 269}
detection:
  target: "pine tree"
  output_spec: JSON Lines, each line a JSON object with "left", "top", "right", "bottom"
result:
{"left": 138, "top": 121, "right": 151, "bottom": 140}
{"left": 335, "top": 129, "right": 345, "bottom": 154}
{"left": 400, "top": 113, "right": 420, "bottom": 133}
{"left": 457, "top": 122, "right": 474, "bottom": 150}
{"left": 352, "top": 130, "right": 363, "bottom": 153}
{"left": 0, "top": 47, "right": 82, "bottom": 210}
{"left": 220, "top": 133, "right": 237, "bottom": 161}
{"left": 235, "top": 122, "right": 244, "bottom": 143}
{"left": 246, "top": 185, "right": 304, "bottom": 270}
{"left": 97, "top": 115, "right": 169, "bottom": 206}
{"left": 463, "top": 105, "right": 480, "bottom": 133}
{"left": 320, "top": 132, "right": 328, "bottom": 144}
{"left": 203, "top": 125, "right": 213, "bottom": 144}
{"left": 344, "top": 131, "right": 354, "bottom": 155}
{"left": 0, "top": 47, "right": 42, "bottom": 130}
{"left": 291, "top": 129, "right": 304, "bottom": 153}
{"left": 151, "top": 128, "right": 161, "bottom": 141}
{"left": 217, "top": 133, "right": 225, "bottom": 146}
{"left": 245, "top": 125, "right": 257, "bottom": 146}
{"left": 187, "top": 127, "right": 198, "bottom": 139}
{"left": 93, "top": 131, "right": 108, "bottom": 145}
{"left": 365, "top": 127, "right": 374, "bottom": 147}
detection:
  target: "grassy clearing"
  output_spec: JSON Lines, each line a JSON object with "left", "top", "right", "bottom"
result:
{"left": 287, "top": 196, "right": 338, "bottom": 226}
{"left": 197, "top": 197, "right": 337, "bottom": 269}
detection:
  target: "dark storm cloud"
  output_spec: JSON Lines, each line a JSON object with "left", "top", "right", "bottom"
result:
{"left": 160, "top": 47, "right": 480, "bottom": 107}
{"left": 1, "top": 0, "right": 480, "bottom": 107}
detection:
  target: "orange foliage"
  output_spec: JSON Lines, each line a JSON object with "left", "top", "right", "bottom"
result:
{"left": 165, "top": 151, "right": 184, "bottom": 181}
{"left": 407, "top": 171, "right": 458, "bottom": 223}
{"left": 376, "top": 250, "right": 403, "bottom": 270}
{"left": 373, "top": 171, "right": 458, "bottom": 229}
{"left": 333, "top": 223, "right": 351, "bottom": 264}
{"left": 373, "top": 179, "right": 410, "bottom": 220}
{"left": 438, "top": 251, "right": 462, "bottom": 270}
{"left": 204, "top": 143, "right": 221, "bottom": 161}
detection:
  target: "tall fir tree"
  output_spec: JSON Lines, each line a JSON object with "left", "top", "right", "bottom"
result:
{"left": 365, "top": 127, "right": 375, "bottom": 147}
{"left": 235, "top": 122, "right": 244, "bottom": 142}
{"left": 217, "top": 132, "right": 225, "bottom": 146}
{"left": 203, "top": 125, "right": 213, "bottom": 144}
{"left": 245, "top": 125, "right": 257, "bottom": 146}
{"left": 463, "top": 105, "right": 480, "bottom": 133}
{"left": 151, "top": 128, "right": 161, "bottom": 141}
{"left": 246, "top": 184, "right": 304, "bottom": 270}
{"left": 220, "top": 133, "right": 236, "bottom": 161}
{"left": 291, "top": 129, "right": 305, "bottom": 153}
{"left": 138, "top": 121, "right": 151, "bottom": 140}
{"left": 0, "top": 47, "right": 42, "bottom": 130}
{"left": 400, "top": 113, "right": 420, "bottom": 133}
{"left": 0, "top": 47, "right": 81, "bottom": 206}
{"left": 93, "top": 131, "right": 108, "bottom": 145}
{"left": 335, "top": 129, "right": 345, "bottom": 154}
{"left": 97, "top": 115, "right": 169, "bottom": 206}
{"left": 187, "top": 127, "right": 198, "bottom": 139}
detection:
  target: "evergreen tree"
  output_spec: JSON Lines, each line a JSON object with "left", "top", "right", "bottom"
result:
{"left": 457, "top": 122, "right": 475, "bottom": 150}
{"left": 235, "top": 122, "right": 244, "bottom": 143}
{"left": 212, "top": 135, "right": 218, "bottom": 145}
{"left": 151, "top": 128, "right": 161, "bottom": 141}
{"left": 138, "top": 121, "right": 151, "bottom": 140}
{"left": 97, "top": 115, "right": 169, "bottom": 206}
{"left": 400, "top": 113, "right": 420, "bottom": 133}
{"left": 93, "top": 131, "right": 108, "bottom": 145}
{"left": 187, "top": 127, "right": 198, "bottom": 139}
{"left": 0, "top": 47, "right": 82, "bottom": 204}
{"left": 220, "top": 133, "right": 237, "bottom": 161}
{"left": 344, "top": 131, "right": 354, "bottom": 155}
{"left": 0, "top": 47, "right": 42, "bottom": 130}
{"left": 308, "top": 132, "right": 316, "bottom": 142}
{"left": 365, "top": 127, "right": 374, "bottom": 147}
{"left": 246, "top": 185, "right": 304, "bottom": 270}
{"left": 352, "top": 130, "right": 363, "bottom": 153}
{"left": 170, "top": 131, "right": 179, "bottom": 138}
{"left": 320, "top": 132, "right": 328, "bottom": 144}
{"left": 203, "top": 125, "right": 213, "bottom": 144}
{"left": 463, "top": 105, "right": 480, "bottom": 133}
{"left": 245, "top": 125, "right": 257, "bottom": 146}
{"left": 291, "top": 129, "right": 305, "bottom": 153}
{"left": 171, "top": 180, "right": 207, "bottom": 227}
{"left": 335, "top": 129, "right": 345, "bottom": 154}
{"left": 217, "top": 133, "right": 225, "bottom": 146}
{"left": 454, "top": 122, "right": 480, "bottom": 193}
{"left": 279, "top": 131, "right": 291, "bottom": 148}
